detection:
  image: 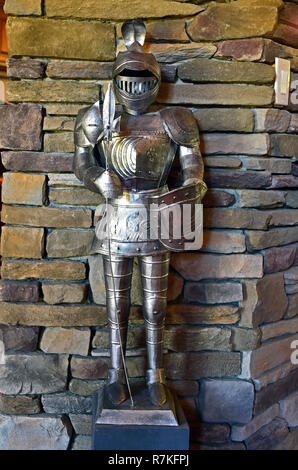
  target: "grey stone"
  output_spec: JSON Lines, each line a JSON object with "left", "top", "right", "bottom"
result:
{"left": 246, "top": 227, "right": 298, "bottom": 251}
{"left": 0, "top": 280, "right": 39, "bottom": 303}
{"left": 279, "top": 391, "right": 298, "bottom": 427}
{"left": 198, "top": 379, "right": 254, "bottom": 424}
{"left": 184, "top": 282, "right": 243, "bottom": 304}
{"left": 232, "top": 327, "right": 261, "bottom": 351}
{"left": 0, "top": 104, "right": 42, "bottom": 151}
{"left": 239, "top": 190, "right": 286, "bottom": 209}
{"left": 72, "top": 435, "right": 91, "bottom": 450}
{"left": 42, "top": 393, "right": 92, "bottom": 414}
{"left": 245, "top": 158, "right": 292, "bottom": 174}
{"left": 69, "top": 379, "right": 104, "bottom": 395}
{"left": 0, "top": 353, "right": 68, "bottom": 394}
{"left": 7, "top": 58, "right": 45, "bottom": 78}
{"left": 46, "top": 229, "right": 94, "bottom": 258}
{"left": 69, "top": 414, "right": 92, "bottom": 435}
{"left": 0, "top": 414, "right": 71, "bottom": 450}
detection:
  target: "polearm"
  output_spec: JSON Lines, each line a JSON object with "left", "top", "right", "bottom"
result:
{"left": 102, "top": 84, "right": 134, "bottom": 407}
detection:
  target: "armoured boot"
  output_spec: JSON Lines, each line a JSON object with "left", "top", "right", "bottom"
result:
{"left": 139, "top": 254, "right": 170, "bottom": 407}
{"left": 103, "top": 255, "right": 133, "bottom": 405}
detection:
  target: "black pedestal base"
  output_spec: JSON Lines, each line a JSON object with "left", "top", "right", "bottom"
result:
{"left": 92, "top": 387, "right": 189, "bottom": 450}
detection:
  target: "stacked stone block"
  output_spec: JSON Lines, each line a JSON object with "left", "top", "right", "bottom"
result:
{"left": 0, "top": 0, "right": 297, "bottom": 450}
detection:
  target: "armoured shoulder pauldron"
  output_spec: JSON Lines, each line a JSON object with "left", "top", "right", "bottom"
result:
{"left": 160, "top": 106, "right": 200, "bottom": 148}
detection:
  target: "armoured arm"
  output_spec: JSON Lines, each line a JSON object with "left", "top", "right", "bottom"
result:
{"left": 73, "top": 103, "right": 122, "bottom": 198}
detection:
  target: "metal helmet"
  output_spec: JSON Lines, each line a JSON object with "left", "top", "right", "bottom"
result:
{"left": 112, "top": 20, "right": 161, "bottom": 115}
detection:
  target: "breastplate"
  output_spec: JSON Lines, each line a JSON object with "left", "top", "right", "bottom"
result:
{"left": 98, "top": 112, "right": 177, "bottom": 191}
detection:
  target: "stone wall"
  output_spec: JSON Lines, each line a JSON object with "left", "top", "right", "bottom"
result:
{"left": 0, "top": 0, "right": 297, "bottom": 450}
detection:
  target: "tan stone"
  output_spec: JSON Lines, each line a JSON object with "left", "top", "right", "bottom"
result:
{"left": 44, "top": 116, "right": 75, "bottom": 132}
{"left": 166, "top": 304, "right": 240, "bottom": 326}
{"left": 165, "top": 327, "right": 231, "bottom": 352}
{"left": 204, "top": 157, "right": 242, "bottom": 169}
{"left": 201, "top": 230, "right": 246, "bottom": 254}
{"left": 45, "top": 0, "right": 202, "bottom": 20}
{"left": 4, "top": 0, "right": 41, "bottom": 15}
{"left": 146, "top": 20, "right": 189, "bottom": 43}
{"left": 188, "top": 3, "right": 279, "bottom": 41}
{"left": 269, "top": 209, "right": 298, "bottom": 227}
{"left": 246, "top": 227, "right": 298, "bottom": 251}
{"left": 204, "top": 208, "right": 271, "bottom": 230}
{"left": 232, "top": 328, "right": 261, "bottom": 351}
{"left": 171, "top": 253, "right": 263, "bottom": 281}
{"left": 0, "top": 303, "right": 106, "bottom": 327}
{"left": 40, "top": 327, "right": 91, "bottom": 355}
{"left": 1, "top": 260, "right": 86, "bottom": 281}
{"left": 194, "top": 108, "right": 254, "bottom": 133}
{"left": 44, "top": 133, "right": 75, "bottom": 153}
{"left": 2, "top": 205, "right": 92, "bottom": 228}
{"left": 49, "top": 188, "right": 102, "bottom": 206}
{"left": 157, "top": 84, "right": 274, "bottom": 107}
{"left": 46, "top": 230, "right": 94, "bottom": 258}
{"left": 42, "top": 283, "right": 87, "bottom": 304}
{"left": 239, "top": 190, "right": 286, "bottom": 209}
{"left": 6, "top": 80, "right": 99, "bottom": 104}
{"left": 6, "top": 17, "right": 115, "bottom": 61}
{"left": 245, "top": 158, "right": 292, "bottom": 174}
{"left": 254, "top": 109, "right": 291, "bottom": 132}
{"left": 0, "top": 227, "right": 44, "bottom": 259}
{"left": 48, "top": 174, "right": 83, "bottom": 187}
{"left": 0, "top": 395, "right": 41, "bottom": 415}
{"left": 46, "top": 104, "right": 86, "bottom": 116}
{"left": 201, "top": 133, "right": 270, "bottom": 156}
{"left": 2, "top": 173, "right": 46, "bottom": 205}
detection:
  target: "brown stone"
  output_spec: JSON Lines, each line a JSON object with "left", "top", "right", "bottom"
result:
{"left": 1, "top": 260, "right": 86, "bottom": 281}
{"left": 144, "top": 43, "right": 216, "bottom": 63}
{"left": 279, "top": 391, "right": 298, "bottom": 427}
{"left": 273, "top": 428, "right": 298, "bottom": 450}
{"left": 190, "top": 423, "right": 230, "bottom": 444}
{"left": 270, "top": 175, "right": 298, "bottom": 189}
{"left": 0, "top": 280, "right": 39, "bottom": 303}
{"left": 7, "top": 58, "right": 45, "bottom": 79}
{"left": 178, "top": 58, "right": 274, "bottom": 84}
{"left": 42, "top": 283, "right": 87, "bottom": 304}
{"left": 71, "top": 356, "right": 109, "bottom": 379}
{"left": 240, "top": 273, "right": 288, "bottom": 327}
{"left": 204, "top": 208, "right": 270, "bottom": 230}
{"left": 273, "top": 3, "right": 298, "bottom": 49}
{"left": 184, "top": 282, "right": 243, "bottom": 304}
{"left": 204, "top": 156, "right": 242, "bottom": 168}
{"left": 44, "top": 116, "right": 75, "bottom": 132}
{"left": 4, "top": 0, "right": 41, "bottom": 15}
{"left": 46, "top": 229, "right": 94, "bottom": 258}
{"left": 286, "top": 191, "right": 298, "bottom": 209}
{"left": 188, "top": 3, "right": 279, "bottom": 41}
{"left": 198, "top": 379, "right": 254, "bottom": 424}
{"left": 194, "top": 108, "right": 254, "bottom": 133}
{"left": 287, "top": 294, "right": 298, "bottom": 318}
{"left": 165, "top": 327, "right": 231, "bottom": 352}
{"left": 201, "top": 230, "right": 246, "bottom": 254}
{"left": 264, "top": 244, "right": 297, "bottom": 273}
{"left": 146, "top": 20, "right": 188, "bottom": 43}
{"left": 194, "top": 442, "right": 246, "bottom": 451}
{"left": 171, "top": 253, "right": 263, "bottom": 281}
{"left": 47, "top": 61, "right": 113, "bottom": 79}
{"left": 205, "top": 169, "right": 271, "bottom": 189}
{"left": 45, "top": 0, "right": 202, "bottom": 20}
{"left": 261, "top": 317, "right": 298, "bottom": 341}
{"left": 284, "top": 266, "right": 298, "bottom": 283}
{"left": 203, "top": 190, "right": 235, "bottom": 208}
{"left": 1, "top": 151, "right": 73, "bottom": 172}
{"left": 44, "top": 133, "right": 75, "bottom": 153}
{"left": 157, "top": 83, "right": 274, "bottom": 106}
{"left": 166, "top": 304, "right": 240, "bottom": 326}
{"left": 239, "top": 190, "right": 286, "bottom": 209}
{"left": 271, "top": 134, "right": 298, "bottom": 157}
{"left": 247, "top": 418, "right": 289, "bottom": 450}
{"left": 253, "top": 362, "right": 295, "bottom": 392}
{"left": 269, "top": 209, "right": 298, "bottom": 227}
{"left": 246, "top": 158, "right": 292, "bottom": 174}
{"left": 215, "top": 38, "right": 265, "bottom": 61}
{"left": 262, "top": 38, "right": 298, "bottom": 67}
{"left": 0, "top": 395, "right": 41, "bottom": 415}
{"left": 0, "top": 326, "right": 39, "bottom": 351}
{"left": 40, "top": 327, "right": 91, "bottom": 355}
{"left": 231, "top": 404, "right": 280, "bottom": 441}
{"left": 6, "top": 80, "right": 99, "bottom": 104}
{"left": 2, "top": 172, "right": 46, "bottom": 205}
{"left": 289, "top": 114, "right": 298, "bottom": 133}
{"left": 246, "top": 227, "right": 298, "bottom": 251}
{"left": 6, "top": 17, "right": 115, "bottom": 61}
{"left": 165, "top": 352, "right": 241, "bottom": 380}
{"left": 49, "top": 188, "right": 102, "bottom": 206}
{"left": 0, "top": 104, "right": 42, "bottom": 151}
{"left": 0, "top": 303, "right": 106, "bottom": 327}
{"left": 202, "top": 133, "right": 269, "bottom": 156}
{"left": 2, "top": 205, "right": 92, "bottom": 229}
{"left": 232, "top": 327, "right": 261, "bottom": 351}
{"left": 0, "top": 227, "right": 44, "bottom": 259}
{"left": 168, "top": 270, "right": 184, "bottom": 302}
{"left": 251, "top": 336, "right": 297, "bottom": 378}
{"left": 254, "top": 109, "right": 291, "bottom": 132}
{"left": 168, "top": 381, "right": 199, "bottom": 398}
{"left": 254, "top": 369, "right": 298, "bottom": 414}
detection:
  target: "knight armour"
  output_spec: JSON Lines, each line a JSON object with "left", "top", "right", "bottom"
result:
{"left": 73, "top": 20, "right": 207, "bottom": 408}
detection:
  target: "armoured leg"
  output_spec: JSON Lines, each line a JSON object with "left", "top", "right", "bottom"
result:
{"left": 103, "top": 254, "right": 133, "bottom": 405}
{"left": 139, "top": 252, "right": 170, "bottom": 406}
